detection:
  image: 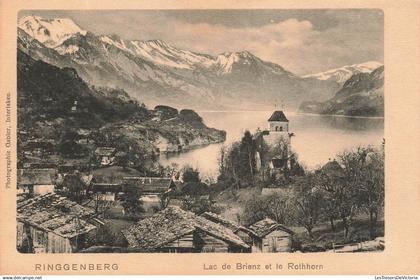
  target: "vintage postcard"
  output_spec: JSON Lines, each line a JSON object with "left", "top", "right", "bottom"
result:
{"left": 1, "top": 0, "right": 419, "bottom": 276}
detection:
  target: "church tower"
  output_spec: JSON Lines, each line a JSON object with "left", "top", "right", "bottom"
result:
{"left": 265, "top": 110, "right": 293, "bottom": 155}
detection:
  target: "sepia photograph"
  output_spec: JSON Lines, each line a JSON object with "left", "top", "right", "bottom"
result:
{"left": 14, "top": 9, "right": 387, "bottom": 255}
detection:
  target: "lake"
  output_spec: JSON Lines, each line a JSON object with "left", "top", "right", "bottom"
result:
{"left": 159, "top": 111, "right": 384, "bottom": 179}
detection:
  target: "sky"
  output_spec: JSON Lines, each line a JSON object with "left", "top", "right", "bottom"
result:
{"left": 18, "top": 9, "right": 384, "bottom": 75}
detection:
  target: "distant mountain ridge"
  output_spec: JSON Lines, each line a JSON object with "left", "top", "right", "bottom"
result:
{"left": 18, "top": 15, "right": 341, "bottom": 110}
{"left": 299, "top": 66, "right": 384, "bottom": 117}
{"left": 303, "top": 61, "right": 383, "bottom": 84}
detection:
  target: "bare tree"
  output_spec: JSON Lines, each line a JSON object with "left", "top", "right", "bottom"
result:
{"left": 292, "top": 175, "right": 323, "bottom": 238}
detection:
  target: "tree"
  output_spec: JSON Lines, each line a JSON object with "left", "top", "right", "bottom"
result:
{"left": 242, "top": 195, "right": 269, "bottom": 225}
{"left": 336, "top": 147, "right": 377, "bottom": 239}
{"left": 182, "top": 165, "right": 200, "bottom": 183}
{"left": 58, "top": 140, "right": 87, "bottom": 158}
{"left": 349, "top": 147, "right": 384, "bottom": 239}
{"left": 240, "top": 130, "right": 257, "bottom": 185}
{"left": 181, "top": 195, "right": 221, "bottom": 215}
{"left": 270, "top": 137, "right": 289, "bottom": 159}
{"left": 314, "top": 161, "right": 344, "bottom": 231}
{"left": 154, "top": 105, "right": 178, "bottom": 120}
{"left": 242, "top": 191, "right": 294, "bottom": 225}
{"left": 120, "top": 191, "right": 144, "bottom": 217}
{"left": 218, "top": 131, "right": 258, "bottom": 188}
{"left": 62, "top": 173, "right": 86, "bottom": 202}
{"left": 181, "top": 182, "right": 210, "bottom": 196}
{"left": 292, "top": 175, "right": 323, "bottom": 238}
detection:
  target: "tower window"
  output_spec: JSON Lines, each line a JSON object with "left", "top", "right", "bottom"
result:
{"left": 279, "top": 126, "right": 283, "bottom": 131}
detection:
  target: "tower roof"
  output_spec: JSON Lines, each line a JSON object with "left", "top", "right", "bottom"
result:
{"left": 268, "top": 111, "right": 289, "bottom": 122}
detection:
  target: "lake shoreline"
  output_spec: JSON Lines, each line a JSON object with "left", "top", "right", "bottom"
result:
{"left": 159, "top": 111, "right": 384, "bottom": 176}
{"left": 197, "top": 110, "right": 385, "bottom": 120}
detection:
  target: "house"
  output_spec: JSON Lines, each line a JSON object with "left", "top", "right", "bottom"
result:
{"left": 248, "top": 218, "right": 294, "bottom": 253}
{"left": 122, "top": 177, "right": 176, "bottom": 194}
{"left": 200, "top": 212, "right": 254, "bottom": 246}
{"left": 89, "top": 166, "right": 176, "bottom": 205}
{"left": 201, "top": 212, "right": 240, "bottom": 232}
{"left": 71, "top": 100, "right": 78, "bottom": 113}
{"left": 90, "top": 179, "right": 123, "bottom": 202}
{"left": 90, "top": 166, "right": 142, "bottom": 201}
{"left": 94, "top": 147, "right": 116, "bottom": 166}
{"left": 16, "top": 193, "right": 98, "bottom": 253}
{"left": 90, "top": 174, "right": 124, "bottom": 202}
{"left": 17, "top": 168, "right": 58, "bottom": 195}
{"left": 122, "top": 177, "right": 177, "bottom": 209}
{"left": 121, "top": 207, "right": 249, "bottom": 253}
{"left": 23, "top": 139, "right": 55, "bottom": 157}
{"left": 58, "top": 163, "right": 79, "bottom": 175}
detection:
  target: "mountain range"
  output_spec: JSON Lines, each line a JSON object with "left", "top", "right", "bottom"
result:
{"left": 302, "top": 61, "right": 383, "bottom": 84}
{"left": 299, "top": 66, "right": 384, "bottom": 117}
{"left": 17, "top": 48, "right": 226, "bottom": 159}
{"left": 17, "top": 15, "right": 383, "bottom": 111}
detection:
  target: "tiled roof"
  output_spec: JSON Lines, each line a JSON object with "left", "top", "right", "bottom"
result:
{"left": 17, "top": 168, "right": 57, "bottom": 185}
{"left": 122, "top": 207, "right": 249, "bottom": 250}
{"left": 249, "top": 218, "right": 294, "bottom": 238}
{"left": 122, "top": 177, "right": 175, "bottom": 193}
{"left": 268, "top": 111, "right": 289, "bottom": 122}
{"left": 17, "top": 193, "right": 96, "bottom": 238}
{"left": 201, "top": 212, "right": 240, "bottom": 232}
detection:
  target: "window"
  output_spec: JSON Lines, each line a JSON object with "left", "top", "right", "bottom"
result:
{"left": 279, "top": 126, "right": 283, "bottom": 131}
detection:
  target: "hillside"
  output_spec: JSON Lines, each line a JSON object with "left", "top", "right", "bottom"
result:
{"left": 17, "top": 50, "right": 226, "bottom": 162}
{"left": 18, "top": 16, "right": 340, "bottom": 110}
{"left": 299, "top": 66, "right": 384, "bottom": 117}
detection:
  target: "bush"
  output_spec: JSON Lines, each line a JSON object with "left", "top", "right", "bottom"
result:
{"left": 182, "top": 166, "right": 200, "bottom": 183}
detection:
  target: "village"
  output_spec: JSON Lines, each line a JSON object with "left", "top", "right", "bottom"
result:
{"left": 16, "top": 109, "right": 385, "bottom": 254}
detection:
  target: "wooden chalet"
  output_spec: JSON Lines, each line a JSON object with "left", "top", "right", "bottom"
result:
{"left": 200, "top": 212, "right": 254, "bottom": 245}
{"left": 16, "top": 193, "right": 99, "bottom": 253}
{"left": 122, "top": 207, "right": 250, "bottom": 253}
{"left": 248, "top": 218, "right": 294, "bottom": 253}
{"left": 90, "top": 168, "right": 176, "bottom": 202}
{"left": 17, "top": 168, "right": 58, "bottom": 195}
{"left": 122, "top": 177, "right": 176, "bottom": 195}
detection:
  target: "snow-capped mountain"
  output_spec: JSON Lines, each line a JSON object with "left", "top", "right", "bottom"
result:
{"left": 17, "top": 15, "right": 340, "bottom": 110}
{"left": 303, "top": 61, "right": 383, "bottom": 84}
{"left": 300, "top": 65, "right": 384, "bottom": 117}
{"left": 18, "top": 15, "right": 87, "bottom": 48}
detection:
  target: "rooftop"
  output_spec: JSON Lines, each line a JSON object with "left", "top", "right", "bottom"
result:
{"left": 268, "top": 111, "right": 289, "bottom": 122}
{"left": 249, "top": 218, "right": 294, "bottom": 238}
{"left": 17, "top": 168, "right": 58, "bottom": 185}
{"left": 122, "top": 207, "right": 249, "bottom": 251}
{"left": 319, "top": 160, "right": 343, "bottom": 174}
{"left": 17, "top": 193, "right": 97, "bottom": 238}
{"left": 200, "top": 212, "right": 240, "bottom": 232}
{"left": 122, "top": 177, "right": 175, "bottom": 193}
